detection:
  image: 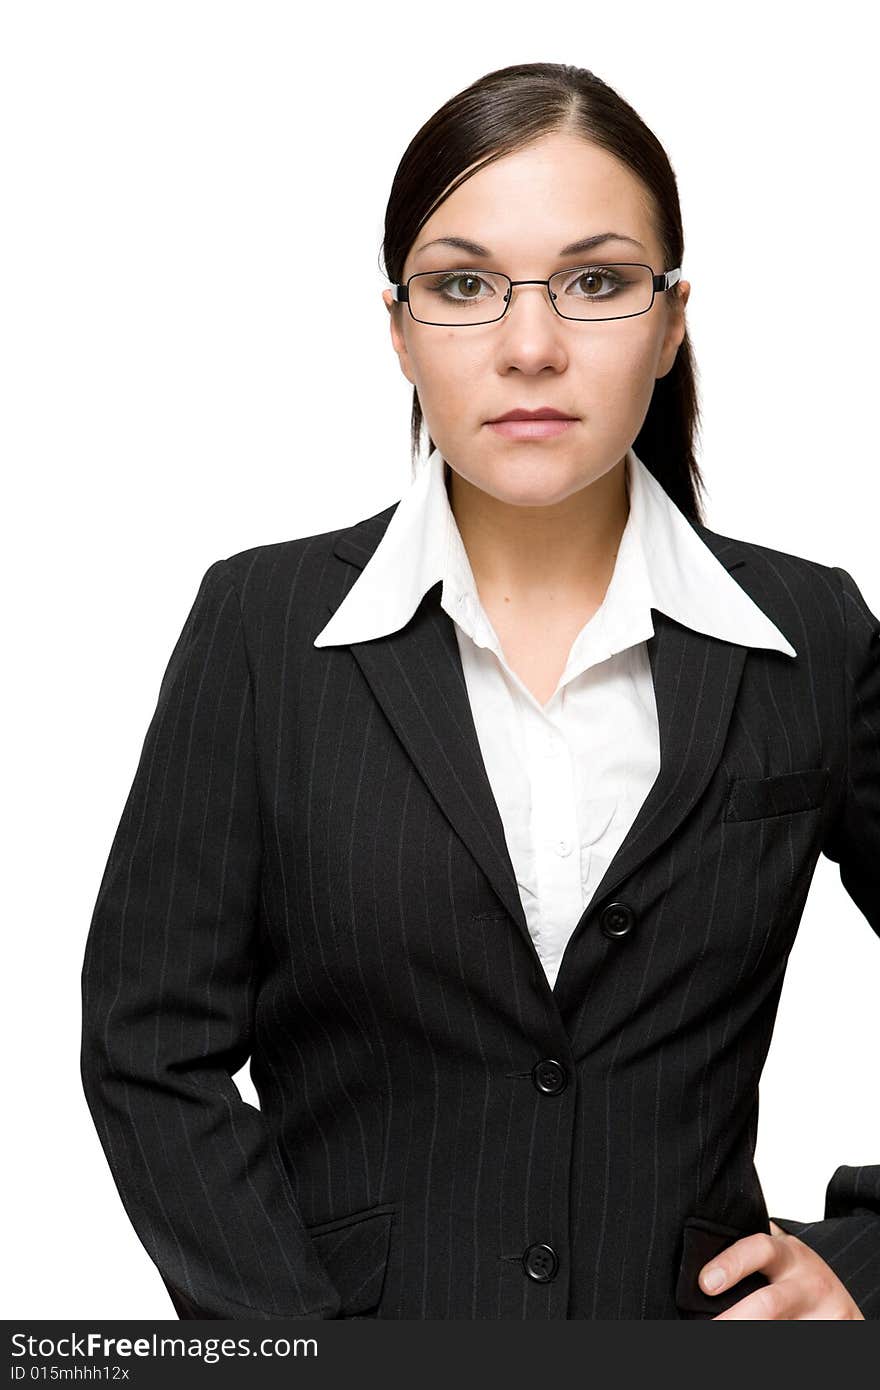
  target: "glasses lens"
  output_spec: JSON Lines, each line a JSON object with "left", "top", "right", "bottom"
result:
{"left": 549, "top": 263, "right": 653, "bottom": 320}
{"left": 408, "top": 269, "right": 510, "bottom": 325}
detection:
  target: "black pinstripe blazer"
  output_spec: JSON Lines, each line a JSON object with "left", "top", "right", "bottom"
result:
{"left": 80, "top": 500, "right": 880, "bottom": 1320}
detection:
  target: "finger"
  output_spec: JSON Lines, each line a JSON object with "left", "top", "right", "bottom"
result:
{"left": 699, "top": 1230, "right": 779, "bottom": 1297}
{"left": 712, "top": 1280, "right": 791, "bottom": 1320}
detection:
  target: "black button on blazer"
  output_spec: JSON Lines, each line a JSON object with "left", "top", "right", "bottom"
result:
{"left": 80, "top": 503, "right": 880, "bottom": 1319}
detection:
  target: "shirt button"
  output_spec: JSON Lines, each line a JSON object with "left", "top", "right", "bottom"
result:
{"left": 555, "top": 839, "right": 571, "bottom": 856}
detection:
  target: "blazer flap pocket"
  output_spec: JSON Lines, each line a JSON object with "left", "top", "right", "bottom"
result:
{"left": 724, "top": 767, "right": 830, "bottom": 822}
{"left": 307, "top": 1202, "right": 396, "bottom": 1316}
{"left": 675, "top": 1216, "right": 770, "bottom": 1318}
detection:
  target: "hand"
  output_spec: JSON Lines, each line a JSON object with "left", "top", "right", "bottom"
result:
{"left": 699, "top": 1219, "right": 865, "bottom": 1318}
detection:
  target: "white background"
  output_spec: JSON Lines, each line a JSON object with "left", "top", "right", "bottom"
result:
{"left": 2, "top": 0, "right": 877, "bottom": 1319}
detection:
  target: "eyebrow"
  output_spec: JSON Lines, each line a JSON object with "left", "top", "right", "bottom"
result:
{"left": 412, "top": 231, "right": 646, "bottom": 260}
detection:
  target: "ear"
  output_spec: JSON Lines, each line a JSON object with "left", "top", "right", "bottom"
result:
{"left": 382, "top": 288, "right": 416, "bottom": 387}
{"left": 655, "top": 279, "right": 690, "bottom": 381}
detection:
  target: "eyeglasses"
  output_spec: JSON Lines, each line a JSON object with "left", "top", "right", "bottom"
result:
{"left": 391, "top": 262, "right": 681, "bottom": 325}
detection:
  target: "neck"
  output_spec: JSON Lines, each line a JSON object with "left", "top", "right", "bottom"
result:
{"left": 445, "top": 454, "right": 630, "bottom": 609}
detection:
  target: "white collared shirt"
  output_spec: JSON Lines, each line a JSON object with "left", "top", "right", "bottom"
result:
{"left": 315, "top": 446, "right": 796, "bottom": 989}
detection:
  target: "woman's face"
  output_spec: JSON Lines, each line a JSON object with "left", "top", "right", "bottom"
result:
{"left": 383, "top": 130, "right": 690, "bottom": 507}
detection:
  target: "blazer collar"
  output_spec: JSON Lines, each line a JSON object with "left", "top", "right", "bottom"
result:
{"left": 312, "top": 454, "right": 798, "bottom": 1025}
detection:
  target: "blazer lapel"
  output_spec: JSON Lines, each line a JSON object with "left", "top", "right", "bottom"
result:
{"left": 325, "top": 529, "right": 531, "bottom": 951}
{"left": 323, "top": 515, "right": 751, "bottom": 1010}
{"left": 551, "top": 604, "right": 748, "bottom": 1014}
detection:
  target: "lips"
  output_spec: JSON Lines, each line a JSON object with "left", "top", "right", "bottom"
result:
{"left": 486, "top": 416, "right": 577, "bottom": 440}
{"left": 487, "top": 407, "right": 577, "bottom": 423}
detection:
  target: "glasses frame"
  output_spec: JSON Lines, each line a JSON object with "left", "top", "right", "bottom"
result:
{"left": 391, "top": 262, "right": 682, "bottom": 325}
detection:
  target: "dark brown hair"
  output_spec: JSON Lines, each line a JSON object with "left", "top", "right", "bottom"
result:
{"left": 380, "top": 62, "right": 706, "bottom": 525}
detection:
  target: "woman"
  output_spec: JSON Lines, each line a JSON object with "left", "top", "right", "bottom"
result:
{"left": 80, "top": 61, "right": 878, "bottom": 1320}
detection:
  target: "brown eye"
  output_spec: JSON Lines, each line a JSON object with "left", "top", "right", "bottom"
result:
{"left": 436, "top": 273, "right": 485, "bottom": 300}
{"left": 572, "top": 268, "right": 621, "bottom": 298}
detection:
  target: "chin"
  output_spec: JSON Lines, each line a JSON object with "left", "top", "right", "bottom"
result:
{"left": 481, "top": 474, "right": 582, "bottom": 507}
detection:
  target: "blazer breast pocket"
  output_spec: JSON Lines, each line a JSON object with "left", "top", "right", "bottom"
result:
{"left": 723, "top": 767, "right": 830, "bottom": 822}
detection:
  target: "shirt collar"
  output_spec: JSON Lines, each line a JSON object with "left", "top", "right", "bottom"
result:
{"left": 314, "top": 445, "right": 797, "bottom": 659}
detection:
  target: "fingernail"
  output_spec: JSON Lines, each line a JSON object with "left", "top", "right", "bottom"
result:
{"left": 702, "top": 1267, "right": 725, "bottom": 1291}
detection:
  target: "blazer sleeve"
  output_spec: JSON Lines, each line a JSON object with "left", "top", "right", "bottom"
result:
{"left": 80, "top": 557, "right": 343, "bottom": 1320}
{"left": 770, "top": 565, "right": 880, "bottom": 1318}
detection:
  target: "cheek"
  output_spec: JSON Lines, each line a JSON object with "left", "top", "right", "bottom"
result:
{"left": 577, "top": 335, "right": 661, "bottom": 415}
{"left": 411, "top": 340, "right": 484, "bottom": 415}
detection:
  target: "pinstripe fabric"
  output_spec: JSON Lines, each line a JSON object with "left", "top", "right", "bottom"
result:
{"left": 314, "top": 445, "right": 797, "bottom": 993}
{"left": 80, "top": 498, "right": 880, "bottom": 1319}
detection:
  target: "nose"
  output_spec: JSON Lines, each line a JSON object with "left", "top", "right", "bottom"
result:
{"left": 494, "top": 281, "right": 569, "bottom": 371}
{"left": 502, "top": 280, "right": 558, "bottom": 319}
